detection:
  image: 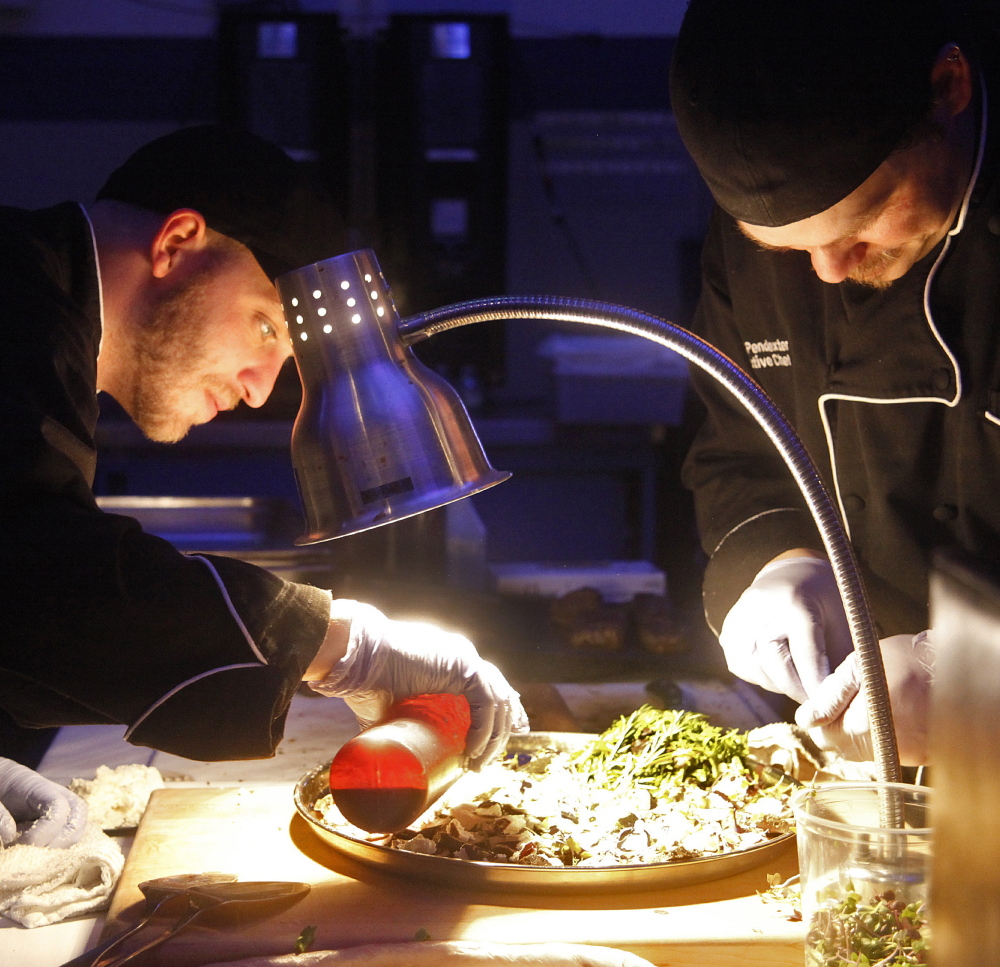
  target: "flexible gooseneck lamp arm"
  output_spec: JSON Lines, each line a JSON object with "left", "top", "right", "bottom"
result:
{"left": 399, "top": 295, "right": 903, "bottom": 791}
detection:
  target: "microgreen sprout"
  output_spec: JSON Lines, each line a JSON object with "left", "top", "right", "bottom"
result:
{"left": 806, "top": 887, "right": 929, "bottom": 966}
{"left": 294, "top": 925, "right": 316, "bottom": 955}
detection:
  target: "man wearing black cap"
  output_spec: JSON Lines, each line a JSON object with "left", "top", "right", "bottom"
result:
{"left": 669, "top": 0, "right": 997, "bottom": 764}
{"left": 0, "top": 125, "right": 526, "bottom": 786}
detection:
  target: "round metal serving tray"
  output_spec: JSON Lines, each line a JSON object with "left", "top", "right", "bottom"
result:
{"left": 293, "top": 731, "right": 796, "bottom": 896}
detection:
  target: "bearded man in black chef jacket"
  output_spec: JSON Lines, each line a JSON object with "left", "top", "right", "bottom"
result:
{"left": 0, "top": 125, "right": 526, "bottom": 846}
{"left": 670, "top": 0, "right": 999, "bottom": 766}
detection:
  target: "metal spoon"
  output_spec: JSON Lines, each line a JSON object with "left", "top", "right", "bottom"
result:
{"left": 90, "top": 880, "right": 311, "bottom": 967}
{"left": 56, "top": 872, "right": 238, "bottom": 967}
{"left": 136, "top": 872, "right": 239, "bottom": 906}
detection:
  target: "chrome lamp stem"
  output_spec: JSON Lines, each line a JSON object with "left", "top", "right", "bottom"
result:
{"left": 400, "top": 294, "right": 903, "bottom": 798}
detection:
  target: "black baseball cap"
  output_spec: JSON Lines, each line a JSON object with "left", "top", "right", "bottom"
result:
{"left": 669, "top": 0, "right": 954, "bottom": 227}
{"left": 96, "top": 124, "right": 347, "bottom": 280}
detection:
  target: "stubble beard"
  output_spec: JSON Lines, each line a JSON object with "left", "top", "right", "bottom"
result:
{"left": 846, "top": 247, "right": 907, "bottom": 290}
{"left": 126, "top": 273, "right": 237, "bottom": 443}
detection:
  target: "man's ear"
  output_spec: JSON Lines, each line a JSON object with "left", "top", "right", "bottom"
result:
{"left": 931, "top": 44, "right": 973, "bottom": 121}
{"left": 150, "top": 209, "right": 208, "bottom": 279}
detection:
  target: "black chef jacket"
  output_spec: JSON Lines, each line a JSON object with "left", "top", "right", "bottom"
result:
{"left": 684, "top": 53, "right": 1000, "bottom": 641}
{"left": 0, "top": 201, "right": 331, "bottom": 761}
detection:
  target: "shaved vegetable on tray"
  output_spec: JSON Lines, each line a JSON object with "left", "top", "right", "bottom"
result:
{"left": 315, "top": 707, "right": 795, "bottom": 869}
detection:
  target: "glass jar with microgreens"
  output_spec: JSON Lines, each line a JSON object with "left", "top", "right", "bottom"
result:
{"left": 792, "top": 782, "right": 931, "bottom": 967}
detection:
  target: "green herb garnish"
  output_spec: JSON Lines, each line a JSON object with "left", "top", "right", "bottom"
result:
{"left": 569, "top": 706, "right": 751, "bottom": 795}
{"left": 294, "top": 925, "right": 317, "bottom": 954}
{"left": 806, "top": 888, "right": 929, "bottom": 966}
{"left": 414, "top": 927, "right": 432, "bottom": 941}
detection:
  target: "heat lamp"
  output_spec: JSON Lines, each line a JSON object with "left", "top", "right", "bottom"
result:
{"left": 275, "top": 248, "right": 902, "bottom": 794}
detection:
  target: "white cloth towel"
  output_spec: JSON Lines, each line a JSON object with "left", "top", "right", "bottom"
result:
{"left": 0, "top": 822, "right": 124, "bottom": 927}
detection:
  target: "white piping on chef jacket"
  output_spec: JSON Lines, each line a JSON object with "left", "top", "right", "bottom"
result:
{"left": 123, "top": 556, "right": 269, "bottom": 740}
{"left": 188, "top": 554, "right": 269, "bottom": 663}
{"left": 816, "top": 75, "right": 988, "bottom": 538}
{"left": 79, "top": 203, "right": 106, "bottom": 356}
{"left": 123, "top": 662, "right": 268, "bottom": 742}
{"left": 709, "top": 507, "right": 794, "bottom": 560}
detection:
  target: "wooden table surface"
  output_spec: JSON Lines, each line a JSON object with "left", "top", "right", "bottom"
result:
{"left": 102, "top": 784, "right": 806, "bottom": 967}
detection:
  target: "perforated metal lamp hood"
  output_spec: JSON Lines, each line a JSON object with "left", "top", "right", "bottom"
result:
{"left": 276, "top": 249, "right": 510, "bottom": 544}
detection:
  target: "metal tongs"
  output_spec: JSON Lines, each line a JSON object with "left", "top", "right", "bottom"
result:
{"left": 59, "top": 872, "right": 310, "bottom": 967}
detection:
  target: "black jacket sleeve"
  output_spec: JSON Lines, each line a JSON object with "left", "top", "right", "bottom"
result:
{"left": 682, "top": 209, "right": 823, "bottom": 634}
{"left": 0, "top": 203, "right": 331, "bottom": 761}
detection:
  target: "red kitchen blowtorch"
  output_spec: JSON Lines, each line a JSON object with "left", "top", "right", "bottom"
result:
{"left": 328, "top": 693, "right": 471, "bottom": 833}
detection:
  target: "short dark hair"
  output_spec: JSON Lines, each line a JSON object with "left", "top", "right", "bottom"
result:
{"left": 670, "top": 0, "right": 958, "bottom": 226}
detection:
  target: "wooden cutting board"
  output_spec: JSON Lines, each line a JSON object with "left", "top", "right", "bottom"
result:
{"left": 102, "top": 784, "right": 805, "bottom": 967}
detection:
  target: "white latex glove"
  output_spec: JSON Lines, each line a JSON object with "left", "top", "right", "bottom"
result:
{"left": 0, "top": 758, "right": 88, "bottom": 848}
{"left": 719, "top": 556, "right": 853, "bottom": 704}
{"left": 795, "top": 632, "right": 934, "bottom": 766}
{"left": 309, "top": 603, "right": 529, "bottom": 769}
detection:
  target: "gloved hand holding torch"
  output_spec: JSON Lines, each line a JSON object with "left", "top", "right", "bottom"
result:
{"left": 306, "top": 601, "right": 529, "bottom": 769}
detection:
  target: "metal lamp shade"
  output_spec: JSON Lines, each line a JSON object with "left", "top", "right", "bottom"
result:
{"left": 277, "top": 250, "right": 510, "bottom": 544}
